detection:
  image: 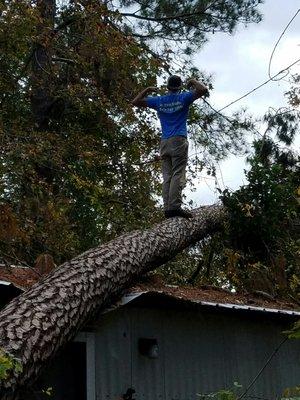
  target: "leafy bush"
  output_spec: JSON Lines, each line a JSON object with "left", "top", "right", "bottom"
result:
{"left": 198, "top": 382, "right": 242, "bottom": 400}
{"left": 220, "top": 132, "right": 299, "bottom": 296}
{"left": 0, "top": 349, "right": 22, "bottom": 381}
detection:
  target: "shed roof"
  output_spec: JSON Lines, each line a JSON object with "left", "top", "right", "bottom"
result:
{"left": 117, "top": 291, "right": 300, "bottom": 318}
{"left": 0, "top": 264, "right": 40, "bottom": 290}
{"left": 1, "top": 265, "right": 299, "bottom": 317}
{"left": 131, "top": 278, "right": 300, "bottom": 312}
{"left": 96, "top": 278, "right": 300, "bottom": 319}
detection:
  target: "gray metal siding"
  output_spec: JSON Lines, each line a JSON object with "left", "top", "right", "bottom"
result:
{"left": 277, "top": 337, "right": 300, "bottom": 393}
{"left": 131, "top": 308, "right": 165, "bottom": 400}
{"left": 163, "top": 310, "right": 244, "bottom": 398}
{"left": 95, "top": 310, "right": 132, "bottom": 400}
{"left": 94, "top": 307, "right": 300, "bottom": 400}
{"left": 163, "top": 311, "right": 300, "bottom": 399}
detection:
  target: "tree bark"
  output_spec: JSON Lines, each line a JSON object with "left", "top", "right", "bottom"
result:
{"left": 0, "top": 205, "right": 226, "bottom": 399}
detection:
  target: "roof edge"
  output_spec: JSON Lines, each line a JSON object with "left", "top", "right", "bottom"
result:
{"left": 118, "top": 290, "right": 300, "bottom": 317}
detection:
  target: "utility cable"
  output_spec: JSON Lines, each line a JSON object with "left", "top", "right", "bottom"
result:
{"left": 203, "top": 98, "right": 265, "bottom": 141}
{"left": 218, "top": 57, "right": 300, "bottom": 112}
{"left": 203, "top": 98, "right": 237, "bottom": 125}
{"left": 236, "top": 337, "right": 288, "bottom": 400}
{"left": 268, "top": 8, "right": 300, "bottom": 81}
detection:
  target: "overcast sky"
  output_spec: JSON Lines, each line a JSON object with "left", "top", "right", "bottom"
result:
{"left": 186, "top": 0, "right": 300, "bottom": 206}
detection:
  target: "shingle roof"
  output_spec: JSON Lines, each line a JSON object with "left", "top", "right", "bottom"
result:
{"left": 0, "top": 264, "right": 40, "bottom": 290}
{"left": 129, "top": 278, "right": 300, "bottom": 313}
{"left": 1, "top": 265, "right": 299, "bottom": 313}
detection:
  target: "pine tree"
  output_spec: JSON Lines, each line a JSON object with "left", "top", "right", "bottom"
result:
{"left": 0, "top": 205, "right": 225, "bottom": 399}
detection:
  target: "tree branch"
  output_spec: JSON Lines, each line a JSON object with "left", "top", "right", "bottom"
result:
{"left": 52, "top": 56, "right": 76, "bottom": 65}
{"left": 120, "top": 0, "right": 221, "bottom": 23}
{"left": 120, "top": 10, "right": 207, "bottom": 22}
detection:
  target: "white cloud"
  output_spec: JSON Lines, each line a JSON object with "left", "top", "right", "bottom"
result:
{"left": 186, "top": 0, "right": 300, "bottom": 205}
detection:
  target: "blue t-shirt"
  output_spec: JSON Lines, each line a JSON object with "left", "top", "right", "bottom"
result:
{"left": 146, "top": 91, "right": 195, "bottom": 139}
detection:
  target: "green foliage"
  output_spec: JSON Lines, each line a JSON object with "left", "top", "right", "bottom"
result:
{"left": 118, "top": 0, "right": 262, "bottom": 54}
{"left": 197, "top": 383, "right": 300, "bottom": 400}
{"left": 0, "top": 0, "right": 162, "bottom": 264}
{"left": 158, "top": 233, "right": 229, "bottom": 287}
{"left": 281, "top": 385, "right": 300, "bottom": 400}
{"left": 0, "top": 349, "right": 22, "bottom": 381}
{"left": 286, "top": 74, "right": 300, "bottom": 107}
{"left": 218, "top": 108, "right": 300, "bottom": 295}
{"left": 198, "top": 382, "right": 242, "bottom": 400}
{"left": 286, "top": 320, "right": 300, "bottom": 340}
{"left": 42, "top": 387, "right": 53, "bottom": 397}
{"left": 0, "top": 0, "right": 262, "bottom": 266}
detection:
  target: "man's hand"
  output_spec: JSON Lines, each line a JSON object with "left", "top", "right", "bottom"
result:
{"left": 187, "top": 78, "right": 209, "bottom": 99}
{"left": 187, "top": 78, "right": 197, "bottom": 88}
{"left": 146, "top": 86, "right": 158, "bottom": 93}
{"left": 132, "top": 86, "right": 158, "bottom": 107}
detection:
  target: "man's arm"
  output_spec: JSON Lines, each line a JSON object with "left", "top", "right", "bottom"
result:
{"left": 187, "top": 79, "right": 209, "bottom": 100}
{"left": 131, "top": 86, "right": 158, "bottom": 108}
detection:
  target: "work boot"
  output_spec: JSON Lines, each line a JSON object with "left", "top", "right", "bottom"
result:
{"left": 165, "top": 208, "right": 193, "bottom": 219}
{"left": 164, "top": 210, "right": 173, "bottom": 218}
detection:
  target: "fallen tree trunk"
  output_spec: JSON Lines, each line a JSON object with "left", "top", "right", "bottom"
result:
{"left": 0, "top": 204, "right": 226, "bottom": 399}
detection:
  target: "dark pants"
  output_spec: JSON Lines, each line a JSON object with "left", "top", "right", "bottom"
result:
{"left": 160, "top": 135, "right": 188, "bottom": 211}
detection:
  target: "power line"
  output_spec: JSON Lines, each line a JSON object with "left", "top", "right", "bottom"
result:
{"left": 268, "top": 8, "right": 300, "bottom": 81}
{"left": 236, "top": 337, "right": 288, "bottom": 400}
{"left": 205, "top": 97, "right": 300, "bottom": 150}
{"left": 203, "top": 98, "right": 237, "bottom": 125}
{"left": 218, "top": 57, "right": 300, "bottom": 112}
{"left": 215, "top": 9, "right": 300, "bottom": 113}
{"left": 203, "top": 98, "right": 265, "bottom": 141}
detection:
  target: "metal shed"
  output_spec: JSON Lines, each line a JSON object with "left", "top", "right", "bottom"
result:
{"left": 38, "top": 290, "right": 300, "bottom": 400}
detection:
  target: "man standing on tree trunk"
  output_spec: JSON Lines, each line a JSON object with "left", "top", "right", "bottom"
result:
{"left": 132, "top": 75, "right": 209, "bottom": 218}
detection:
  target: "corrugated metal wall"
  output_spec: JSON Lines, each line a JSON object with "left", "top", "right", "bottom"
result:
{"left": 95, "top": 310, "right": 132, "bottom": 400}
{"left": 94, "top": 306, "right": 300, "bottom": 400}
